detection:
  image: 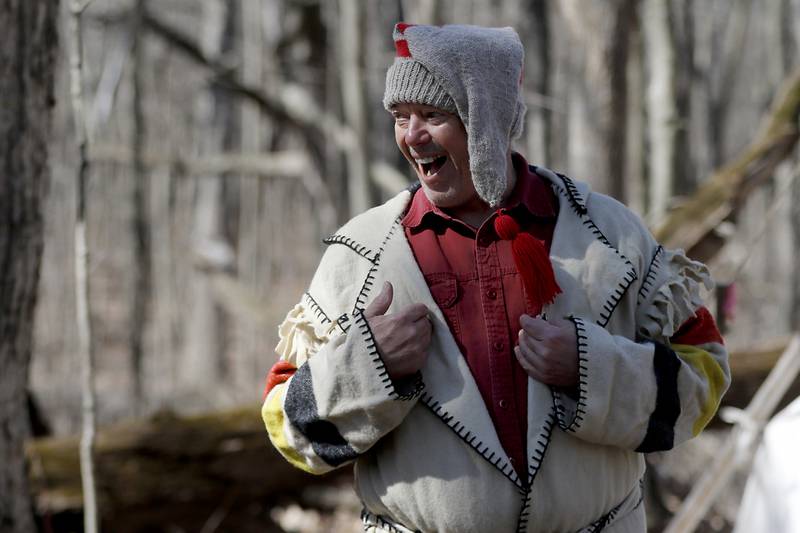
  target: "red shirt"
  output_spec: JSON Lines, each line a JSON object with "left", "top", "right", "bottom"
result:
{"left": 402, "top": 153, "right": 558, "bottom": 475}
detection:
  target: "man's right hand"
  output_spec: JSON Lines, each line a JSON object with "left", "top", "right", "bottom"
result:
{"left": 364, "top": 281, "right": 432, "bottom": 379}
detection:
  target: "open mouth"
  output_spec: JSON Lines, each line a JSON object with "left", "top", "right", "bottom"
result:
{"left": 416, "top": 155, "right": 448, "bottom": 177}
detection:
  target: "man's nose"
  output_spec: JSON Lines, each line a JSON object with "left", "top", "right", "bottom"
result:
{"left": 404, "top": 115, "right": 431, "bottom": 147}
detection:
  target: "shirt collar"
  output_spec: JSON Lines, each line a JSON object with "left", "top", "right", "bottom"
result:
{"left": 401, "top": 152, "right": 557, "bottom": 229}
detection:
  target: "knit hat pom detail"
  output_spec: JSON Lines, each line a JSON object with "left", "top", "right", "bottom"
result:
{"left": 494, "top": 212, "right": 562, "bottom": 312}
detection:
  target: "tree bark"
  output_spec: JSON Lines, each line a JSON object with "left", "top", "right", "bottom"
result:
{"left": 555, "top": 0, "right": 637, "bottom": 200}
{"left": 0, "top": 1, "right": 59, "bottom": 531}
{"left": 339, "top": 0, "right": 372, "bottom": 216}
{"left": 130, "top": 0, "right": 152, "bottom": 414}
{"left": 67, "top": 1, "right": 99, "bottom": 530}
{"left": 643, "top": 0, "right": 677, "bottom": 223}
{"left": 182, "top": 0, "right": 236, "bottom": 390}
{"left": 236, "top": 0, "right": 265, "bottom": 394}
{"left": 523, "top": 0, "right": 553, "bottom": 166}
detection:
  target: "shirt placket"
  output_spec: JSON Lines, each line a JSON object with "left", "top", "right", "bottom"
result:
{"left": 475, "top": 226, "right": 525, "bottom": 473}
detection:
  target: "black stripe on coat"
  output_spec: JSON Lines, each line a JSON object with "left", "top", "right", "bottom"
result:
{"left": 284, "top": 363, "right": 359, "bottom": 466}
{"left": 636, "top": 341, "right": 682, "bottom": 452}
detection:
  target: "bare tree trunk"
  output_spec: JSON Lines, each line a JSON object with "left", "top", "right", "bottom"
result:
{"left": 130, "top": 0, "right": 151, "bottom": 414}
{"left": 339, "top": 0, "right": 372, "bottom": 216}
{"left": 405, "top": 0, "right": 443, "bottom": 25}
{"left": 181, "top": 0, "right": 235, "bottom": 393}
{"left": 67, "top": 1, "right": 99, "bottom": 531}
{"left": 625, "top": 13, "right": 645, "bottom": 215}
{"left": 557, "top": 0, "right": 637, "bottom": 200}
{"left": 236, "top": 0, "right": 264, "bottom": 394}
{"left": 607, "top": 0, "right": 638, "bottom": 203}
{"left": 523, "top": 0, "right": 553, "bottom": 166}
{"left": 792, "top": 168, "right": 800, "bottom": 331}
{"left": 706, "top": 0, "right": 750, "bottom": 169}
{"left": 783, "top": 0, "right": 800, "bottom": 331}
{"left": 670, "top": 0, "right": 696, "bottom": 197}
{"left": 643, "top": 0, "right": 677, "bottom": 223}
{"left": 0, "top": 1, "right": 58, "bottom": 531}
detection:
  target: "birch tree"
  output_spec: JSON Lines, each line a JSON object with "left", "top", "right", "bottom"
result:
{"left": 643, "top": 0, "right": 677, "bottom": 224}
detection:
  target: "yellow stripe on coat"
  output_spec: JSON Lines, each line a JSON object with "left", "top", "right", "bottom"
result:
{"left": 672, "top": 343, "right": 726, "bottom": 436}
{"left": 262, "top": 383, "right": 315, "bottom": 472}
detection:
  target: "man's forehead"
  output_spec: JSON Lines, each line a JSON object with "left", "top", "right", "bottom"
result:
{"left": 389, "top": 102, "right": 455, "bottom": 114}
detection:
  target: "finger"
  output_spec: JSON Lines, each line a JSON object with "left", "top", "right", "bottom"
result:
{"left": 365, "top": 282, "right": 393, "bottom": 318}
{"left": 519, "top": 329, "right": 544, "bottom": 355}
{"left": 515, "top": 346, "right": 541, "bottom": 378}
{"left": 518, "top": 336, "right": 552, "bottom": 374}
{"left": 521, "top": 314, "right": 561, "bottom": 341}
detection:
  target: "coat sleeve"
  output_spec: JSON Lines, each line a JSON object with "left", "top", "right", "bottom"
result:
{"left": 552, "top": 246, "right": 730, "bottom": 452}
{"left": 261, "top": 300, "right": 423, "bottom": 474}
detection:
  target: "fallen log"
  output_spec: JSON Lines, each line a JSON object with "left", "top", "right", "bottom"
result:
{"left": 723, "top": 336, "right": 800, "bottom": 411}
{"left": 26, "top": 406, "right": 351, "bottom": 532}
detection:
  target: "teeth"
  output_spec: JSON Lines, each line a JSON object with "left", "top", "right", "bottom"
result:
{"left": 414, "top": 156, "right": 437, "bottom": 164}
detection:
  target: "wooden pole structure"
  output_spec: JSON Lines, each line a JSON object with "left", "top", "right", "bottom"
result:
{"left": 664, "top": 334, "right": 800, "bottom": 533}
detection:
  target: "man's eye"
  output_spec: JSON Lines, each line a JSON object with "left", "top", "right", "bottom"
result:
{"left": 394, "top": 115, "right": 409, "bottom": 126}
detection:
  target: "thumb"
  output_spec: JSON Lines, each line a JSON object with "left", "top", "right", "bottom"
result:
{"left": 364, "top": 282, "right": 393, "bottom": 318}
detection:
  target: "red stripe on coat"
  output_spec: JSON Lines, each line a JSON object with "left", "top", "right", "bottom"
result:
{"left": 262, "top": 360, "right": 298, "bottom": 400}
{"left": 670, "top": 306, "right": 724, "bottom": 346}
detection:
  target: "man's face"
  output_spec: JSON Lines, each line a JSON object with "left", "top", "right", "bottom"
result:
{"left": 391, "top": 103, "right": 479, "bottom": 211}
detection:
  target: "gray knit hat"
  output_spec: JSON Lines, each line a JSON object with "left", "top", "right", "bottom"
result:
{"left": 383, "top": 23, "right": 526, "bottom": 208}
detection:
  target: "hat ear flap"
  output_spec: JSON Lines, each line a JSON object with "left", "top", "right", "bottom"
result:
{"left": 510, "top": 98, "right": 527, "bottom": 141}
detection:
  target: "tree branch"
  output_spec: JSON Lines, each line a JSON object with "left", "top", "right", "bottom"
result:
{"left": 140, "top": 8, "right": 357, "bottom": 152}
{"left": 654, "top": 68, "right": 800, "bottom": 262}
{"left": 89, "top": 145, "right": 313, "bottom": 178}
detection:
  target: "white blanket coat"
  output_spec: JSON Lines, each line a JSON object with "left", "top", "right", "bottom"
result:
{"left": 262, "top": 168, "right": 729, "bottom": 533}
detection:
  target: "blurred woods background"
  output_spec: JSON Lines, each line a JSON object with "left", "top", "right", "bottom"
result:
{"left": 13, "top": 0, "right": 800, "bottom": 531}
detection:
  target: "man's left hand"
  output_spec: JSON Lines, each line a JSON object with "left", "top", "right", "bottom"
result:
{"left": 515, "top": 315, "right": 579, "bottom": 388}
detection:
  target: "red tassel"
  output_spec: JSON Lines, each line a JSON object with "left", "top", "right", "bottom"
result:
{"left": 494, "top": 212, "right": 561, "bottom": 313}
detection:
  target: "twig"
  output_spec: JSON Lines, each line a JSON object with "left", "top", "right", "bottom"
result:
{"left": 72, "top": 0, "right": 95, "bottom": 15}
{"left": 67, "top": 2, "right": 99, "bottom": 532}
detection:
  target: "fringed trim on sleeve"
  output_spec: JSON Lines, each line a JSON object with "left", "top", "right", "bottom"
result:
{"left": 275, "top": 302, "right": 340, "bottom": 366}
{"left": 636, "top": 249, "right": 713, "bottom": 341}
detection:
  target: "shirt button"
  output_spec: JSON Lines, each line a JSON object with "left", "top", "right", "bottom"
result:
{"left": 493, "top": 341, "right": 504, "bottom": 352}
{"left": 487, "top": 289, "right": 497, "bottom": 300}
{"left": 499, "top": 399, "right": 508, "bottom": 409}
